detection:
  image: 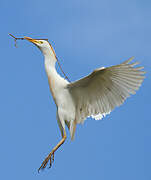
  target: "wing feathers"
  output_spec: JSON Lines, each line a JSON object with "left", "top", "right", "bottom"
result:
{"left": 121, "top": 56, "right": 135, "bottom": 64}
{"left": 67, "top": 57, "right": 145, "bottom": 123}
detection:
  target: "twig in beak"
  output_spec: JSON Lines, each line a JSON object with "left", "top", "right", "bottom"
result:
{"left": 8, "top": 33, "right": 24, "bottom": 48}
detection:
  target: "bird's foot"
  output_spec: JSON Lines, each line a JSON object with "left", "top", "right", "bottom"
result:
{"left": 38, "top": 152, "right": 54, "bottom": 173}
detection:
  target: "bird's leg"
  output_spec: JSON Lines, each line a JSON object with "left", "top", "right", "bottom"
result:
{"left": 38, "top": 130, "right": 66, "bottom": 172}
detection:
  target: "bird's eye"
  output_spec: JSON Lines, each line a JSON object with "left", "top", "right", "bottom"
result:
{"left": 39, "top": 41, "right": 43, "bottom": 44}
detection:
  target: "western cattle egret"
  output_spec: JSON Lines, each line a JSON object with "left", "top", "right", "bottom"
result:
{"left": 15, "top": 36, "right": 146, "bottom": 172}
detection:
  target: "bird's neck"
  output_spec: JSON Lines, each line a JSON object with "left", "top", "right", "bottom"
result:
{"left": 43, "top": 49, "right": 68, "bottom": 87}
{"left": 44, "top": 54, "right": 57, "bottom": 76}
{"left": 44, "top": 54, "right": 67, "bottom": 84}
{"left": 44, "top": 54, "right": 68, "bottom": 104}
{"left": 40, "top": 43, "right": 56, "bottom": 70}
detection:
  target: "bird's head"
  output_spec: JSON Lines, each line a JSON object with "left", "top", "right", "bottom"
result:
{"left": 24, "top": 36, "right": 56, "bottom": 59}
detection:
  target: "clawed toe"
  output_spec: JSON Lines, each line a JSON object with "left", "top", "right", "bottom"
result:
{"left": 48, "top": 152, "right": 54, "bottom": 168}
{"left": 38, "top": 152, "right": 54, "bottom": 173}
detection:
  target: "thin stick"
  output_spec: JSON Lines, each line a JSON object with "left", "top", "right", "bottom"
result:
{"left": 8, "top": 33, "right": 24, "bottom": 47}
{"left": 56, "top": 57, "right": 71, "bottom": 82}
{"left": 9, "top": 33, "right": 24, "bottom": 40}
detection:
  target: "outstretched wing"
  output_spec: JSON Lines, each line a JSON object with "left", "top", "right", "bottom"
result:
{"left": 67, "top": 57, "right": 145, "bottom": 124}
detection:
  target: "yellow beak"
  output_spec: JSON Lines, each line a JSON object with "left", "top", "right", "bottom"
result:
{"left": 24, "top": 36, "right": 38, "bottom": 44}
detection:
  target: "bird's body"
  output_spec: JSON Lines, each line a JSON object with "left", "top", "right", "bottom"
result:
{"left": 44, "top": 45, "right": 76, "bottom": 139}
{"left": 22, "top": 36, "right": 145, "bottom": 172}
{"left": 44, "top": 43, "right": 75, "bottom": 140}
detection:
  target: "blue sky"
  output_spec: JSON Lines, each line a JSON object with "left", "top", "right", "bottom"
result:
{"left": 0, "top": 0, "right": 151, "bottom": 179}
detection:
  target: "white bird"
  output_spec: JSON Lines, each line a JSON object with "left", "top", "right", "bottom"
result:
{"left": 23, "top": 36, "right": 145, "bottom": 172}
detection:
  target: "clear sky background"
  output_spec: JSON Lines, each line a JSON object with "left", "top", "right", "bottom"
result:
{"left": 0, "top": 0, "right": 151, "bottom": 179}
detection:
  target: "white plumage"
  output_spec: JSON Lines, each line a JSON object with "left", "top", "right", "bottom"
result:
{"left": 23, "top": 36, "right": 145, "bottom": 171}
{"left": 67, "top": 57, "right": 145, "bottom": 125}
